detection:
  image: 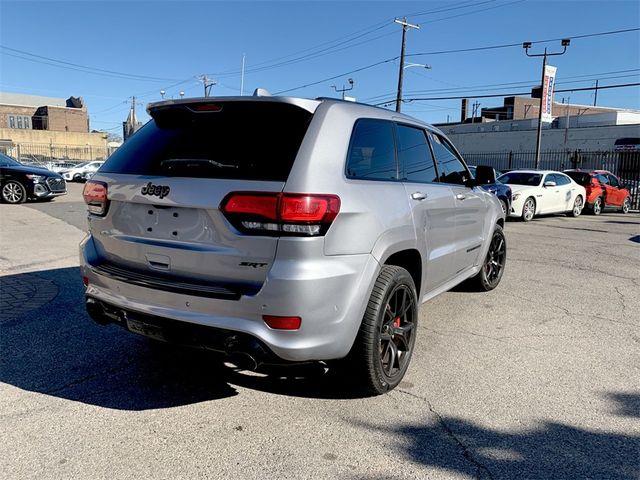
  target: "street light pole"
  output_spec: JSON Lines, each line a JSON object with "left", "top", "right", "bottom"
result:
{"left": 523, "top": 39, "right": 570, "bottom": 169}
{"left": 394, "top": 17, "right": 419, "bottom": 113}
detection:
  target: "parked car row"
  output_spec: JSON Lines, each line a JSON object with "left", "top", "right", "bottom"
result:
{"left": 60, "top": 161, "right": 104, "bottom": 182}
{"left": 493, "top": 169, "right": 631, "bottom": 221}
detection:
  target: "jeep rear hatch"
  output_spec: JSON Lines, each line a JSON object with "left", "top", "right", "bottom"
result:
{"left": 88, "top": 99, "right": 317, "bottom": 294}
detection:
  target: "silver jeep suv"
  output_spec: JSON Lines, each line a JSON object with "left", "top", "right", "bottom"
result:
{"left": 80, "top": 95, "right": 506, "bottom": 395}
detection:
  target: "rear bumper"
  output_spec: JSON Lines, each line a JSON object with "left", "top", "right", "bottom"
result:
{"left": 80, "top": 234, "right": 380, "bottom": 362}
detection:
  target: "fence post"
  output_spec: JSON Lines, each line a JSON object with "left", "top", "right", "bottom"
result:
{"left": 508, "top": 151, "right": 513, "bottom": 170}
{"left": 16, "top": 144, "right": 21, "bottom": 161}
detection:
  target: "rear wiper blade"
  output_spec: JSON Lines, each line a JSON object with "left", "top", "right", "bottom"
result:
{"left": 161, "top": 158, "right": 238, "bottom": 169}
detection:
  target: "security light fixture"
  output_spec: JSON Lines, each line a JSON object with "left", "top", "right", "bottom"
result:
{"left": 523, "top": 41, "right": 532, "bottom": 49}
{"left": 561, "top": 38, "right": 571, "bottom": 47}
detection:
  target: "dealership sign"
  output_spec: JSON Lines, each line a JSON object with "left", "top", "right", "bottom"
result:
{"left": 541, "top": 65, "right": 557, "bottom": 122}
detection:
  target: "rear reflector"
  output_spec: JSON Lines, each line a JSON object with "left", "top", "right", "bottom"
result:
{"left": 263, "top": 315, "right": 302, "bottom": 330}
{"left": 83, "top": 180, "right": 109, "bottom": 216}
{"left": 221, "top": 192, "right": 340, "bottom": 236}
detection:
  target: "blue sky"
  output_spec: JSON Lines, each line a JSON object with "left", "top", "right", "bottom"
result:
{"left": 1, "top": 0, "right": 639, "bottom": 135}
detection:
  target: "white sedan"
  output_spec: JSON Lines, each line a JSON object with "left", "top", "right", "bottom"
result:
{"left": 497, "top": 170, "right": 586, "bottom": 222}
{"left": 60, "top": 161, "right": 104, "bottom": 182}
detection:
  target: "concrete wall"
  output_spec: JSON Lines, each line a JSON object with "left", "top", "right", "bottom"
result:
{"left": 0, "top": 128, "right": 107, "bottom": 147}
{"left": 446, "top": 124, "right": 640, "bottom": 153}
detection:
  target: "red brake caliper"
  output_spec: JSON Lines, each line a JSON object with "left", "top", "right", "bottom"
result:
{"left": 394, "top": 317, "right": 401, "bottom": 328}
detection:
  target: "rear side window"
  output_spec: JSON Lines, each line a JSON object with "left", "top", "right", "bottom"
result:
{"left": 606, "top": 174, "right": 620, "bottom": 187}
{"left": 554, "top": 174, "right": 571, "bottom": 186}
{"left": 427, "top": 132, "right": 470, "bottom": 185}
{"left": 100, "top": 102, "right": 313, "bottom": 181}
{"left": 346, "top": 119, "right": 397, "bottom": 180}
{"left": 397, "top": 125, "right": 437, "bottom": 183}
{"left": 596, "top": 174, "right": 609, "bottom": 185}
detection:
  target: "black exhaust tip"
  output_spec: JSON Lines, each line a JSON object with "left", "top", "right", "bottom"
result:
{"left": 228, "top": 351, "right": 259, "bottom": 371}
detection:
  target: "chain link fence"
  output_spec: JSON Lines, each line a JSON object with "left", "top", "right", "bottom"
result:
{"left": 0, "top": 142, "right": 114, "bottom": 168}
{"left": 462, "top": 150, "right": 640, "bottom": 210}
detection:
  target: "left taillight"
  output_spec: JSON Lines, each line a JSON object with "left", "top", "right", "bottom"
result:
{"left": 83, "top": 180, "right": 109, "bottom": 216}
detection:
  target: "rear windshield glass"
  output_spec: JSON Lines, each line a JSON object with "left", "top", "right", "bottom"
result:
{"left": 100, "top": 102, "right": 313, "bottom": 181}
{"left": 498, "top": 172, "right": 542, "bottom": 186}
{"left": 565, "top": 171, "right": 591, "bottom": 186}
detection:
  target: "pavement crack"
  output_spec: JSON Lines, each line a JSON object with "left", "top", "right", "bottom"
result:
{"left": 397, "top": 389, "right": 495, "bottom": 480}
{"left": 42, "top": 359, "right": 136, "bottom": 396}
{"left": 614, "top": 286, "right": 629, "bottom": 319}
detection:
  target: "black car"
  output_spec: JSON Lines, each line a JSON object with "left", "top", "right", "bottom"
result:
{"left": 468, "top": 165, "right": 512, "bottom": 215}
{"left": 0, "top": 152, "right": 67, "bottom": 203}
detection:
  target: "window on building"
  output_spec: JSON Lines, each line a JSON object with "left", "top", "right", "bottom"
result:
{"left": 7, "top": 115, "right": 31, "bottom": 129}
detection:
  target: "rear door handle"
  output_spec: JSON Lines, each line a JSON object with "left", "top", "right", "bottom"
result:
{"left": 455, "top": 193, "right": 466, "bottom": 201}
{"left": 411, "top": 192, "right": 427, "bottom": 201}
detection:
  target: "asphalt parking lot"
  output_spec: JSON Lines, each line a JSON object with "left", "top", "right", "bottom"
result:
{"left": 1, "top": 184, "right": 638, "bottom": 480}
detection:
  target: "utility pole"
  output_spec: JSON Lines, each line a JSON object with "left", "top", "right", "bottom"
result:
{"left": 472, "top": 101, "right": 481, "bottom": 123}
{"left": 593, "top": 79, "right": 599, "bottom": 106}
{"left": 199, "top": 75, "right": 216, "bottom": 97}
{"left": 563, "top": 96, "right": 570, "bottom": 146}
{"left": 523, "top": 39, "right": 570, "bottom": 169}
{"left": 240, "top": 54, "right": 246, "bottom": 96}
{"left": 394, "top": 17, "right": 420, "bottom": 113}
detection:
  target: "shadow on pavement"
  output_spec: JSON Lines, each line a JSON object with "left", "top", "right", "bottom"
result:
{"left": 0, "top": 267, "right": 362, "bottom": 410}
{"left": 355, "top": 412, "right": 639, "bottom": 480}
{"left": 607, "top": 392, "right": 640, "bottom": 418}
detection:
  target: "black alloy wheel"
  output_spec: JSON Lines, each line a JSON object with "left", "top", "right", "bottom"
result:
{"left": 348, "top": 265, "right": 418, "bottom": 396}
{"left": 470, "top": 224, "right": 506, "bottom": 291}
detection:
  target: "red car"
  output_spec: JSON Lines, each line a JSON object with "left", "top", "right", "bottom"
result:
{"left": 564, "top": 170, "right": 631, "bottom": 215}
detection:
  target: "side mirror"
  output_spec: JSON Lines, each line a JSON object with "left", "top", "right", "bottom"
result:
{"left": 544, "top": 181, "right": 556, "bottom": 187}
{"left": 474, "top": 165, "right": 497, "bottom": 185}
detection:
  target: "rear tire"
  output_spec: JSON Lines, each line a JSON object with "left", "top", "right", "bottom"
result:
{"left": 569, "top": 195, "right": 583, "bottom": 217}
{"left": 522, "top": 197, "right": 535, "bottom": 222}
{"left": 621, "top": 197, "right": 630, "bottom": 214}
{"left": 469, "top": 225, "right": 506, "bottom": 291}
{"left": 592, "top": 197, "right": 602, "bottom": 215}
{"left": 73, "top": 174, "right": 82, "bottom": 182}
{"left": 347, "top": 265, "right": 418, "bottom": 396}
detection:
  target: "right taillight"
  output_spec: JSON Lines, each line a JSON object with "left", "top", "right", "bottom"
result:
{"left": 221, "top": 192, "right": 340, "bottom": 236}
{"left": 83, "top": 180, "right": 109, "bottom": 216}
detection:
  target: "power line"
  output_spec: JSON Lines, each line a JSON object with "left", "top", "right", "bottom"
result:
{"left": 212, "top": 0, "right": 511, "bottom": 78}
{"left": 273, "top": 57, "right": 399, "bottom": 95}
{"left": 374, "top": 82, "right": 640, "bottom": 105}
{"left": 279, "top": 27, "right": 640, "bottom": 96}
{"left": 406, "top": 27, "right": 640, "bottom": 58}
{"left": 417, "top": 0, "right": 525, "bottom": 25}
{"left": 363, "top": 69, "right": 640, "bottom": 101}
{"left": 0, "top": 45, "right": 180, "bottom": 82}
